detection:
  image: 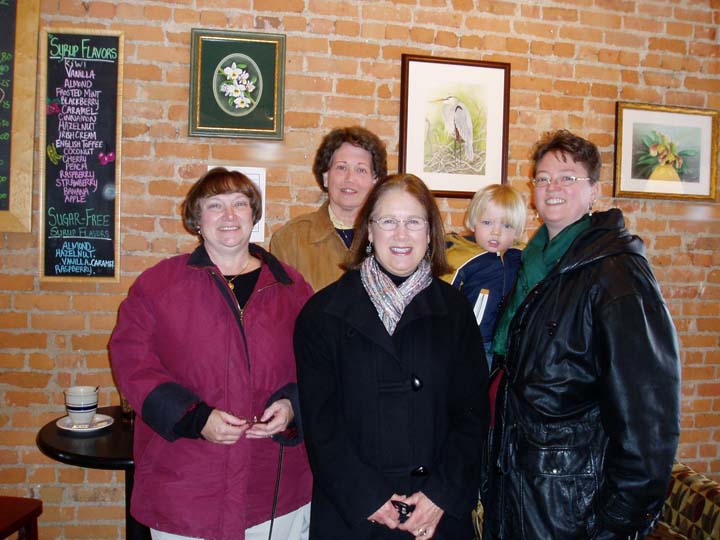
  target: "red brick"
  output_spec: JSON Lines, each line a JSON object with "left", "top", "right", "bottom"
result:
{"left": 539, "top": 95, "right": 584, "bottom": 112}
{"left": 542, "top": 7, "right": 578, "bottom": 21}
{"left": 0, "top": 275, "right": 34, "bottom": 291}
{"left": 330, "top": 40, "right": 381, "bottom": 59}
{"left": 685, "top": 77, "right": 720, "bottom": 93}
{"left": 336, "top": 79, "right": 376, "bottom": 97}
{"left": 649, "top": 37, "right": 688, "bottom": 55}
{"left": 0, "top": 332, "right": 48, "bottom": 349}
{"left": 0, "top": 371, "right": 52, "bottom": 389}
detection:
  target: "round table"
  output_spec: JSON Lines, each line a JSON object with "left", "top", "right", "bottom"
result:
{"left": 36, "top": 405, "right": 149, "bottom": 540}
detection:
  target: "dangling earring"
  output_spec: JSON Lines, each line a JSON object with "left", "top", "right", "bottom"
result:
{"left": 534, "top": 210, "right": 539, "bottom": 221}
{"left": 196, "top": 226, "right": 202, "bottom": 236}
{"left": 425, "top": 244, "right": 431, "bottom": 260}
{"left": 365, "top": 242, "right": 373, "bottom": 255}
{"left": 588, "top": 200, "right": 594, "bottom": 216}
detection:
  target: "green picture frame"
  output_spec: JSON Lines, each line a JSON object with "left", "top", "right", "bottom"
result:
{"left": 189, "top": 29, "right": 285, "bottom": 139}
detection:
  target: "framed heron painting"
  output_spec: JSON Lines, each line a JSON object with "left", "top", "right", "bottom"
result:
{"left": 613, "top": 102, "right": 718, "bottom": 201}
{"left": 189, "top": 29, "right": 285, "bottom": 139}
{"left": 399, "top": 54, "right": 510, "bottom": 197}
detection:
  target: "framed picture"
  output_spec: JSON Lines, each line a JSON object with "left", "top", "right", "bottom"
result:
{"left": 189, "top": 29, "right": 285, "bottom": 139}
{"left": 399, "top": 54, "right": 510, "bottom": 198}
{"left": 614, "top": 102, "right": 718, "bottom": 201}
{"left": 38, "top": 30, "right": 124, "bottom": 282}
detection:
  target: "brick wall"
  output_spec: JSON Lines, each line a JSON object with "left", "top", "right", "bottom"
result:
{"left": 1, "top": 0, "right": 718, "bottom": 538}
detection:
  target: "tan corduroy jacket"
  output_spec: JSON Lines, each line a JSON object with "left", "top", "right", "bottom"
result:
{"left": 269, "top": 201, "right": 349, "bottom": 291}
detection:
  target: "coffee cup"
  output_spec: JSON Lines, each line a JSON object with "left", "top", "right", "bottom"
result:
{"left": 64, "top": 386, "right": 98, "bottom": 426}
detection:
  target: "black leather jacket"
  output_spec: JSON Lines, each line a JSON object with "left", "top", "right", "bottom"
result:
{"left": 483, "top": 209, "right": 681, "bottom": 540}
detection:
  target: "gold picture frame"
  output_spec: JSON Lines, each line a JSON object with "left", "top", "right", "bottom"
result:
{"left": 614, "top": 102, "right": 718, "bottom": 201}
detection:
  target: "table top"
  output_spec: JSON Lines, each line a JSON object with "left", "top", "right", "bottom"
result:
{"left": 36, "top": 406, "right": 134, "bottom": 470}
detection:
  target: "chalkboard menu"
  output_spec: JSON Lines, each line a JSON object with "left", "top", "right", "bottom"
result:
{"left": 0, "top": 0, "right": 18, "bottom": 211}
{"left": 40, "top": 30, "right": 123, "bottom": 281}
{"left": 0, "top": 0, "right": 38, "bottom": 232}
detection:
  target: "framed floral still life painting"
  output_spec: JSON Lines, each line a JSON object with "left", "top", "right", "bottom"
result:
{"left": 399, "top": 54, "right": 510, "bottom": 198}
{"left": 614, "top": 102, "right": 718, "bottom": 201}
{"left": 189, "top": 29, "right": 285, "bottom": 139}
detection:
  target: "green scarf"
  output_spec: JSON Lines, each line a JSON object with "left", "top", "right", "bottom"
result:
{"left": 491, "top": 216, "right": 591, "bottom": 358}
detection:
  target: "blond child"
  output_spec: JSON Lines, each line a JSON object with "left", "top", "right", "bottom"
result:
{"left": 443, "top": 184, "right": 526, "bottom": 366}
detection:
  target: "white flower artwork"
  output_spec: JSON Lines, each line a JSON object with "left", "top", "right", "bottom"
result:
{"left": 212, "top": 53, "right": 263, "bottom": 117}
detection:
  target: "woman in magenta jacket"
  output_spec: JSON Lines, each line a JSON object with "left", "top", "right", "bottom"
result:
{"left": 110, "top": 168, "right": 313, "bottom": 540}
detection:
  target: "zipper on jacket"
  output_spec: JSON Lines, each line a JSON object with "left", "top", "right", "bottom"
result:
{"left": 233, "top": 283, "right": 276, "bottom": 325}
{"left": 210, "top": 269, "right": 251, "bottom": 370}
{"left": 210, "top": 269, "right": 280, "bottom": 369}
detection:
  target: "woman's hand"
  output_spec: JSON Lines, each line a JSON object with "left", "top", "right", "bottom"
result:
{"left": 367, "top": 494, "right": 407, "bottom": 529}
{"left": 200, "top": 409, "right": 249, "bottom": 444}
{"left": 397, "top": 491, "right": 444, "bottom": 539}
{"left": 245, "top": 398, "right": 294, "bottom": 439}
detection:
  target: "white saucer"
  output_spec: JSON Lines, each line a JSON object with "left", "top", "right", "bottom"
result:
{"left": 56, "top": 413, "right": 114, "bottom": 432}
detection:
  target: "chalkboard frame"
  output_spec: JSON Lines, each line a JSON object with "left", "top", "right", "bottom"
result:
{"left": 38, "top": 29, "right": 124, "bottom": 283}
{"left": 0, "top": 0, "right": 40, "bottom": 232}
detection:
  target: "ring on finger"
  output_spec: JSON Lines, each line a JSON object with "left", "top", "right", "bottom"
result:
{"left": 417, "top": 528, "right": 427, "bottom": 536}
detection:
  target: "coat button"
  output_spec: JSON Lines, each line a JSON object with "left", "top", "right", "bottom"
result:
{"left": 411, "top": 465, "right": 429, "bottom": 477}
{"left": 411, "top": 375, "right": 423, "bottom": 391}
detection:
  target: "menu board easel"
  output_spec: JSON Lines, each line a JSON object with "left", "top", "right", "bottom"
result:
{"left": 38, "top": 29, "right": 124, "bottom": 282}
{"left": 0, "top": 0, "right": 39, "bottom": 232}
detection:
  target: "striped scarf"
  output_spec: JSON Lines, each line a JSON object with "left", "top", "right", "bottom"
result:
{"left": 360, "top": 255, "right": 432, "bottom": 335}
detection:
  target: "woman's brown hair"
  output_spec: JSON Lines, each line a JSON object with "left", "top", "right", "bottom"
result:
{"left": 531, "top": 129, "right": 601, "bottom": 184}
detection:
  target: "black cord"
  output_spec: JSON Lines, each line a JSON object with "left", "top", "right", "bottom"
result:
{"left": 267, "top": 444, "right": 284, "bottom": 540}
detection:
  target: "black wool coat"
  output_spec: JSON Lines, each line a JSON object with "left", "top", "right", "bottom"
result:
{"left": 295, "top": 269, "right": 489, "bottom": 540}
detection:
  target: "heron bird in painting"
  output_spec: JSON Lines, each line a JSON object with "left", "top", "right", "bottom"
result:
{"left": 438, "top": 95, "right": 474, "bottom": 161}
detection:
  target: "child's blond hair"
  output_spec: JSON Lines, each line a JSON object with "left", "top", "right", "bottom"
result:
{"left": 464, "top": 184, "right": 526, "bottom": 235}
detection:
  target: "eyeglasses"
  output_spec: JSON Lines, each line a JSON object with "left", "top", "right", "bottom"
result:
{"left": 531, "top": 175, "right": 591, "bottom": 188}
{"left": 370, "top": 216, "right": 428, "bottom": 231}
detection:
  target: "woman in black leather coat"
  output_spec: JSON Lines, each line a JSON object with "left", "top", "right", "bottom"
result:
{"left": 482, "top": 130, "right": 681, "bottom": 540}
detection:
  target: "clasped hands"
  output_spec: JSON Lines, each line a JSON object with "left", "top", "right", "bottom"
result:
{"left": 200, "top": 398, "right": 293, "bottom": 444}
{"left": 368, "top": 491, "right": 443, "bottom": 540}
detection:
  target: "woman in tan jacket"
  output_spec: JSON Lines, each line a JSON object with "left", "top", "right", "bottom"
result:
{"left": 270, "top": 126, "right": 387, "bottom": 291}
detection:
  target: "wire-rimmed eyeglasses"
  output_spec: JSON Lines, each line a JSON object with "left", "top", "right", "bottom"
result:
{"left": 370, "top": 216, "right": 428, "bottom": 231}
{"left": 531, "top": 175, "right": 591, "bottom": 188}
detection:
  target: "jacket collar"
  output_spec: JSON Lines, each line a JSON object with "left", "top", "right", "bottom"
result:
{"left": 187, "top": 243, "right": 293, "bottom": 285}
{"left": 559, "top": 208, "right": 646, "bottom": 274}
{"left": 324, "top": 269, "right": 448, "bottom": 358}
{"left": 308, "top": 201, "right": 344, "bottom": 245}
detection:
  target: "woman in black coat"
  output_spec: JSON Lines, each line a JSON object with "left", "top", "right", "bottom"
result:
{"left": 482, "top": 131, "right": 680, "bottom": 540}
{"left": 295, "top": 174, "right": 489, "bottom": 540}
